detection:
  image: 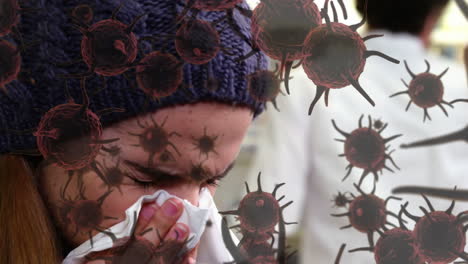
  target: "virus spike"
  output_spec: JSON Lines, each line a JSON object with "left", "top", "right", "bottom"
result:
{"left": 342, "top": 165, "right": 353, "bottom": 182}
{"left": 399, "top": 202, "right": 409, "bottom": 230}
{"left": 400, "top": 125, "right": 468, "bottom": 148}
{"left": 111, "top": 2, "right": 124, "bottom": 20}
{"left": 331, "top": 1, "right": 338, "bottom": 22}
{"left": 393, "top": 186, "right": 468, "bottom": 201}
{"left": 404, "top": 60, "right": 416, "bottom": 79}
{"left": 362, "top": 34, "right": 384, "bottom": 42}
{"left": 384, "top": 134, "right": 402, "bottom": 144}
{"left": 349, "top": 0, "right": 367, "bottom": 31}
{"left": 389, "top": 91, "right": 409, "bottom": 98}
{"left": 245, "top": 182, "right": 250, "bottom": 193}
{"left": 358, "top": 114, "right": 364, "bottom": 128}
{"left": 405, "top": 100, "right": 412, "bottom": 111}
{"left": 438, "top": 67, "right": 450, "bottom": 79}
{"left": 308, "top": 86, "right": 327, "bottom": 115}
{"left": 345, "top": 73, "right": 375, "bottom": 106}
{"left": 421, "top": 194, "right": 435, "bottom": 212}
{"left": 446, "top": 199, "right": 456, "bottom": 215}
{"left": 283, "top": 60, "right": 294, "bottom": 95}
{"left": 456, "top": 0, "right": 468, "bottom": 19}
{"left": 322, "top": 0, "right": 333, "bottom": 30}
{"left": 365, "top": 50, "right": 400, "bottom": 64}
{"left": 256, "top": 172, "right": 262, "bottom": 192}
{"left": 401, "top": 78, "right": 409, "bottom": 88}
{"left": 353, "top": 183, "right": 367, "bottom": 196}
{"left": 450, "top": 99, "right": 468, "bottom": 105}
{"left": 424, "top": 59, "right": 431, "bottom": 73}
{"left": 331, "top": 119, "right": 350, "bottom": 138}
{"left": 438, "top": 103, "right": 449, "bottom": 117}
{"left": 324, "top": 89, "right": 330, "bottom": 106}
{"left": 272, "top": 183, "right": 285, "bottom": 198}
{"left": 221, "top": 218, "right": 249, "bottom": 263}
{"left": 337, "top": 0, "right": 348, "bottom": 19}
{"left": 331, "top": 212, "right": 350, "bottom": 217}
{"left": 423, "top": 108, "right": 431, "bottom": 122}
{"left": 219, "top": 210, "right": 239, "bottom": 215}
{"left": 384, "top": 196, "right": 402, "bottom": 206}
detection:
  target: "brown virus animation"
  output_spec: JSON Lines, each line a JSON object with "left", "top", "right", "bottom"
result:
{"left": 332, "top": 115, "right": 402, "bottom": 186}
{"left": 191, "top": 126, "right": 219, "bottom": 160}
{"left": 390, "top": 60, "right": 468, "bottom": 122}
{"left": 393, "top": 185, "right": 468, "bottom": 202}
{"left": 302, "top": 0, "right": 400, "bottom": 115}
{"left": 57, "top": 172, "right": 118, "bottom": 248}
{"left": 347, "top": 202, "right": 424, "bottom": 264}
{"left": 332, "top": 191, "right": 352, "bottom": 208}
{"left": 127, "top": 115, "right": 181, "bottom": 168}
{"left": 93, "top": 156, "right": 135, "bottom": 195}
{"left": 58, "top": 2, "right": 145, "bottom": 90}
{"left": 400, "top": 194, "right": 468, "bottom": 263}
{"left": 246, "top": 63, "right": 285, "bottom": 112}
{"left": 400, "top": 124, "right": 468, "bottom": 149}
{"left": 174, "top": 18, "right": 233, "bottom": 65}
{"left": 135, "top": 51, "right": 184, "bottom": 100}
{"left": 249, "top": 0, "right": 322, "bottom": 94}
{"left": 220, "top": 172, "right": 295, "bottom": 237}
{"left": 176, "top": 0, "right": 254, "bottom": 51}
{"left": 221, "top": 216, "right": 296, "bottom": 264}
{"left": 70, "top": 4, "right": 94, "bottom": 26}
{"left": 85, "top": 212, "right": 189, "bottom": 264}
{"left": 331, "top": 183, "right": 403, "bottom": 253}
{"left": 0, "top": 0, "right": 40, "bottom": 44}
{"left": 5, "top": 78, "right": 123, "bottom": 171}
{"left": 334, "top": 244, "right": 347, "bottom": 264}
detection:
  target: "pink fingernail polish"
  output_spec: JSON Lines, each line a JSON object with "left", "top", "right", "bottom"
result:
{"left": 163, "top": 199, "right": 181, "bottom": 217}
{"left": 140, "top": 204, "right": 156, "bottom": 221}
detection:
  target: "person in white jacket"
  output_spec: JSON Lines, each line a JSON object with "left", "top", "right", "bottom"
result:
{"left": 216, "top": 0, "right": 468, "bottom": 263}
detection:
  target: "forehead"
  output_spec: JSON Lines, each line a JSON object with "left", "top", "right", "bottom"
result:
{"left": 100, "top": 102, "right": 253, "bottom": 175}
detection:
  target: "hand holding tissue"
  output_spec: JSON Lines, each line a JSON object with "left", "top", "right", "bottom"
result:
{"left": 62, "top": 188, "right": 236, "bottom": 264}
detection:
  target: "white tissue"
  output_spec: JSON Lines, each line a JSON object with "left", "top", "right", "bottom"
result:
{"left": 62, "top": 188, "right": 215, "bottom": 264}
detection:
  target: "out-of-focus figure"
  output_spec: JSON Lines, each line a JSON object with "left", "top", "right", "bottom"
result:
{"left": 215, "top": 0, "right": 468, "bottom": 263}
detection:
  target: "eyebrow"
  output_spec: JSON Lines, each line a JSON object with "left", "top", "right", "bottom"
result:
{"left": 123, "top": 159, "right": 236, "bottom": 183}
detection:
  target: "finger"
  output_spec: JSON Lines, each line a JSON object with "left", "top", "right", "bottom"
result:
{"left": 134, "top": 202, "right": 160, "bottom": 236}
{"left": 140, "top": 198, "right": 184, "bottom": 245}
{"left": 163, "top": 222, "right": 190, "bottom": 242}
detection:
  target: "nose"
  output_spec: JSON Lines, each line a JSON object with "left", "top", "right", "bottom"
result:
{"left": 162, "top": 182, "right": 202, "bottom": 207}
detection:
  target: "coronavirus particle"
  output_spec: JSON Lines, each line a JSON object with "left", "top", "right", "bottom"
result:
{"left": 71, "top": 4, "right": 94, "bottom": 26}
{"left": 303, "top": 0, "right": 400, "bottom": 115}
{"left": 58, "top": 174, "right": 118, "bottom": 248}
{"left": 390, "top": 60, "right": 468, "bottom": 122}
{"left": 191, "top": 126, "right": 219, "bottom": 160}
{"left": 246, "top": 63, "right": 284, "bottom": 111}
{"left": 135, "top": 51, "right": 184, "bottom": 100}
{"left": 332, "top": 191, "right": 352, "bottom": 208}
{"left": 127, "top": 115, "right": 182, "bottom": 168}
{"left": 175, "top": 18, "right": 232, "bottom": 65}
{"left": 250, "top": 0, "right": 322, "bottom": 94}
{"left": 176, "top": 0, "right": 254, "bottom": 50}
{"left": 0, "top": 39, "right": 21, "bottom": 94}
{"left": 220, "top": 172, "right": 294, "bottom": 236}
{"left": 400, "top": 124, "right": 468, "bottom": 150}
{"left": 332, "top": 115, "right": 402, "bottom": 186}
{"left": 401, "top": 195, "right": 468, "bottom": 263}
{"left": 30, "top": 78, "right": 123, "bottom": 170}
{"left": 59, "top": 3, "right": 145, "bottom": 78}
{"left": 332, "top": 183, "right": 403, "bottom": 252}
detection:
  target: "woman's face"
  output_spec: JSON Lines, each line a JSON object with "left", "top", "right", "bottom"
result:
{"left": 38, "top": 102, "right": 253, "bottom": 248}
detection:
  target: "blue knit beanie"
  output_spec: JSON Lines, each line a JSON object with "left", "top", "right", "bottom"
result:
{"left": 0, "top": 0, "right": 268, "bottom": 155}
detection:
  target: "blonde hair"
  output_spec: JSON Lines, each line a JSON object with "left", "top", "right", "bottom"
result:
{"left": 0, "top": 154, "right": 61, "bottom": 264}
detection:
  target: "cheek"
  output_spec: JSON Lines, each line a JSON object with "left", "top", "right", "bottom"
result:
{"left": 41, "top": 166, "right": 151, "bottom": 247}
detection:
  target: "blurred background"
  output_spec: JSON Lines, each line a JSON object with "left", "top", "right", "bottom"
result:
{"left": 214, "top": 0, "right": 468, "bottom": 263}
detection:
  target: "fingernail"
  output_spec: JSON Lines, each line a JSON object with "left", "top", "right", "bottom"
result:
{"left": 188, "top": 257, "right": 196, "bottom": 264}
{"left": 171, "top": 224, "right": 189, "bottom": 240}
{"left": 162, "top": 199, "right": 181, "bottom": 217}
{"left": 140, "top": 204, "right": 156, "bottom": 221}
